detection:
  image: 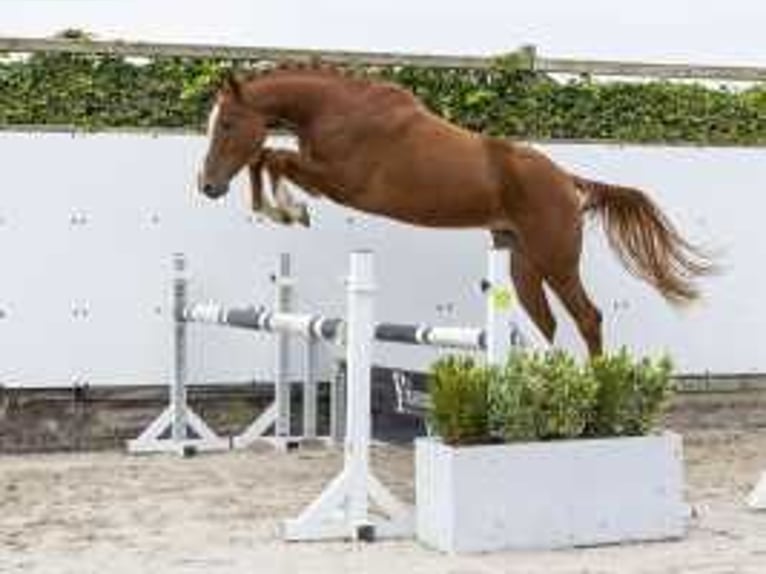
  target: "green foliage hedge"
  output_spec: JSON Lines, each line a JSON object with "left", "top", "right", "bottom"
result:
{"left": 427, "top": 348, "right": 674, "bottom": 446}
{"left": 1, "top": 48, "right": 764, "bottom": 144}
{"left": 428, "top": 355, "right": 491, "bottom": 445}
{"left": 488, "top": 349, "right": 599, "bottom": 442}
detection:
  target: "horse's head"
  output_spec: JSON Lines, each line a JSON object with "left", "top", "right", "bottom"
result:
{"left": 198, "top": 72, "right": 267, "bottom": 199}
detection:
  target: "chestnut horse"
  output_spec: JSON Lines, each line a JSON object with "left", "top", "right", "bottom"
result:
{"left": 198, "top": 67, "right": 713, "bottom": 356}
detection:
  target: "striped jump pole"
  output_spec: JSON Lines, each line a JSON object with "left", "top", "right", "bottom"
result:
{"left": 178, "top": 262, "right": 344, "bottom": 451}
{"left": 368, "top": 248, "right": 548, "bottom": 358}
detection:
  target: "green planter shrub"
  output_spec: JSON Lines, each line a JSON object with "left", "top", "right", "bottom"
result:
{"left": 426, "top": 348, "right": 674, "bottom": 446}
{"left": 427, "top": 355, "right": 493, "bottom": 446}
{"left": 489, "top": 350, "right": 599, "bottom": 442}
{"left": 587, "top": 348, "right": 674, "bottom": 437}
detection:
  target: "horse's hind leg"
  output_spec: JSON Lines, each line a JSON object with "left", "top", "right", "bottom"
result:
{"left": 520, "top": 224, "right": 604, "bottom": 356}
{"left": 547, "top": 269, "right": 603, "bottom": 356}
{"left": 492, "top": 231, "right": 557, "bottom": 343}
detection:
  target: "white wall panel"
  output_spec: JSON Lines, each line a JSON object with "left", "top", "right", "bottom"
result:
{"left": 0, "top": 132, "right": 762, "bottom": 386}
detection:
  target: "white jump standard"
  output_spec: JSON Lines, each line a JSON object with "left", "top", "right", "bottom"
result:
{"left": 283, "top": 251, "right": 413, "bottom": 541}
{"left": 128, "top": 247, "right": 547, "bottom": 541}
{"left": 129, "top": 253, "right": 342, "bottom": 454}
{"left": 127, "top": 254, "right": 229, "bottom": 455}
{"left": 284, "top": 248, "right": 546, "bottom": 541}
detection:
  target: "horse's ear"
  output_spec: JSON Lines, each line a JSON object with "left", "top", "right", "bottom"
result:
{"left": 222, "top": 69, "right": 243, "bottom": 100}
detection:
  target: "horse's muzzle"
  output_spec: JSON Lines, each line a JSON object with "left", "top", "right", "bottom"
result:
{"left": 198, "top": 172, "right": 229, "bottom": 199}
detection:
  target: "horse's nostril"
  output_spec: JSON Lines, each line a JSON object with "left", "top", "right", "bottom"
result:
{"left": 200, "top": 181, "right": 218, "bottom": 197}
{"left": 200, "top": 181, "right": 228, "bottom": 199}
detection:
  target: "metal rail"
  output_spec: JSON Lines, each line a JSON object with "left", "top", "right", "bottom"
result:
{"left": 2, "top": 36, "right": 765, "bottom": 81}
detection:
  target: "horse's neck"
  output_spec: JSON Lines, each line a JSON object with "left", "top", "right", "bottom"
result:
{"left": 249, "top": 74, "right": 339, "bottom": 129}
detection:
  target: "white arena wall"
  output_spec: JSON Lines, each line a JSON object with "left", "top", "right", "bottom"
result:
{"left": 0, "top": 130, "right": 762, "bottom": 387}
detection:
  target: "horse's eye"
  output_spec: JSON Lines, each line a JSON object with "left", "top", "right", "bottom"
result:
{"left": 220, "top": 120, "right": 233, "bottom": 132}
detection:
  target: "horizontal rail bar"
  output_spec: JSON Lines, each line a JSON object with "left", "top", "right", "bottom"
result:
{"left": 181, "top": 303, "right": 343, "bottom": 340}
{"left": 0, "top": 36, "right": 491, "bottom": 69}
{"left": 375, "top": 323, "right": 485, "bottom": 350}
{"left": 181, "top": 303, "right": 485, "bottom": 350}
{"left": 537, "top": 56, "right": 766, "bottom": 83}
{"left": 2, "top": 36, "right": 764, "bottom": 81}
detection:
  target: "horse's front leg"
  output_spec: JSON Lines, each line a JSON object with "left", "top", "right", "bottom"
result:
{"left": 261, "top": 149, "right": 324, "bottom": 227}
{"left": 262, "top": 148, "right": 353, "bottom": 227}
{"left": 247, "top": 157, "right": 295, "bottom": 225}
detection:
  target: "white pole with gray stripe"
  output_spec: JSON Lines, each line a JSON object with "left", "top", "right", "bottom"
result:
{"left": 171, "top": 252, "right": 189, "bottom": 443}
{"left": 274, "top": 252, "right": 293, "bottom": 445}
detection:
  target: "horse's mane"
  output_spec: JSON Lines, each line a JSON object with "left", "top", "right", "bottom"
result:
{"left": 233, "top": 59, "right": 418, "bottom": 106}
{"left": 240, "top": 59, "right": 360, "bottom": 83}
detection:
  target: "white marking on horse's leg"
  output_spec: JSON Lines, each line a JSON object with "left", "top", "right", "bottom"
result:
{"left": 275, "top": 178, "right": 294, "bottom": 209}
{"left": 252, "top": 176, "right": 290, "bottom": 225}
{"left": 261, "top": 203, "right": 292, "bottom": 224}
{"left": 255, "top": 172, "right": 287, "bottom": 224}
{"left": 274, "top": 178, "right": 310, "bottom": 225}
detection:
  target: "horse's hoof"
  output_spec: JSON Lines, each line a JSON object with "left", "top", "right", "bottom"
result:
{"left": 297, "top": 205, "right": 311, "bottom": 227}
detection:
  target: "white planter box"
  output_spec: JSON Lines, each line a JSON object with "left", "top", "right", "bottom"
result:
{"left": 415, "top": 432, "right": 687, "bottom": 553}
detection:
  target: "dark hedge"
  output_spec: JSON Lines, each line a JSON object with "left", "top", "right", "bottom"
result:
{"left": 1, "top": 51, "right": 764, "bottom": 144}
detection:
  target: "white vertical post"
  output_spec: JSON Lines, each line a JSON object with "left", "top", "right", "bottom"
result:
{"left": 345, "top": 250, "right": 375, "bottom": 530}
{"left": 274, "top": 252, "right": 293, "bottom": 445}
{"left": 303, "top": 338, "right": 319, "bottom": 440}
{"left": 330, "top": 360, "right": 346, "bottom": 445}
{"left": 283, "top": 250, "right": 412, "bottom": 541}
{"left": 127, "top": 253, "right": 228, "bottom": 454}
{"left": 486, "top": 247, "right": 551, "bottom": 355}
{"left": 486, "top": 248, "right": 513, "bottom": 366}
{"left": 231, "top": 252, "right": 296, "bottom": 450}
{"left": 171, "top": 252, "right": 189, "bottom": 442}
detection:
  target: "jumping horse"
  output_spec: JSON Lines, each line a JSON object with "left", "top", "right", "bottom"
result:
{"left": 198, "top": 66, "right": 714, "bottom": 356}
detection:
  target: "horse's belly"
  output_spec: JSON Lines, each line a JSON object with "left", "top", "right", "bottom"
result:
{"left": 357, "top": 182, "right": 504, "bottom": 228}
{"left": 371, "top": 150, "right": 505, "bottom": 227}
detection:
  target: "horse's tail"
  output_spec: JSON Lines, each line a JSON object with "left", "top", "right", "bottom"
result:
{"left": 573, "top": 175, "right": 716, "bottom": 305}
